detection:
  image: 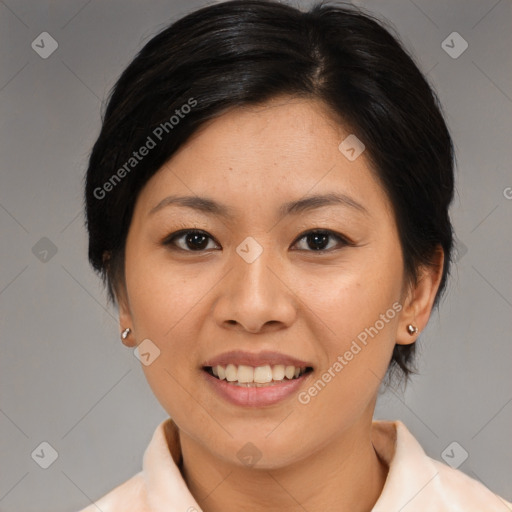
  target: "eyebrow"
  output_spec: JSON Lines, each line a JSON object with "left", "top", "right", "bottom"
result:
{"left": 149, "top": 192, "right": 369, "bottom": 219}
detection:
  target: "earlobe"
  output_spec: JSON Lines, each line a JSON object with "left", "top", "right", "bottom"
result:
{"left": 396, "top": 247, "right": 444, "bottom": 346}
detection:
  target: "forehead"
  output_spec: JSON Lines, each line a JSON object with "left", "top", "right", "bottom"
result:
{"left": 135, "top": 96, "right": 395, "bottom": 223}
{"left": 179, "top": 96, "right": 348, "bottom": 168}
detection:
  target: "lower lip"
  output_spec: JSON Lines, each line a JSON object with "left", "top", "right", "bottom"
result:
{"left": 202, "top": 369, "right": 312, "bottom": 407}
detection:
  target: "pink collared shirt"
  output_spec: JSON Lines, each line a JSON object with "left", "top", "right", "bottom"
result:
{"left": 77, "top": 418, "right": 511, "bottom": 511}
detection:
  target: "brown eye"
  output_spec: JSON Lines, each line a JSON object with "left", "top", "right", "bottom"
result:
{"left": 163, "top": 230, "right": 219, "bottom": 251}
{"left": 162, "top": 228, "right": 352, "bottom": 253}
{"left": 292, "top": 230, "right": 351, "bottom": 252}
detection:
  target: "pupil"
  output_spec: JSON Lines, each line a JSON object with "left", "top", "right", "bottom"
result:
{"left": 309, "top": 232, "right": 328, "bottom": 250}
{"left": 187, "top": 232, "right": 207, "bottom": 250}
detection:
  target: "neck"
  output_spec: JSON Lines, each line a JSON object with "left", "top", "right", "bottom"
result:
{"left": 178, "top": 410, "right": 388, "bottom": 512}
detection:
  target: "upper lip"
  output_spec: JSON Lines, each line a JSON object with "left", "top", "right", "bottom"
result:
{"left": 202, "top": 350, "right": 313, "bottom": 369}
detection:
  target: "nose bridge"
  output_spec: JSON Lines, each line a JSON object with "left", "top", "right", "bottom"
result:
{"left": 233, "top": 234, "right": 279, "bottom": 299}
{"left": 214, "top": 234, "right": 295, "bottom": 332}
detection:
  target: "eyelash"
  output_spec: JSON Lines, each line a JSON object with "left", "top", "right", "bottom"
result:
{"left": 161, "top": 228, "right": 354, "bottom": 254}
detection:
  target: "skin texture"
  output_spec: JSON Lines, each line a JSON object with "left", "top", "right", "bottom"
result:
{"left": 117, "top": 96, "right": 443, "bottom": 512}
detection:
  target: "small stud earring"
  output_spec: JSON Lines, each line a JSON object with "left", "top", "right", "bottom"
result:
{"left": 121, "top": 328, "right": 131, "bottom": 340}
{"left": 407, "top": 324, "right": 418, "bottom": 336}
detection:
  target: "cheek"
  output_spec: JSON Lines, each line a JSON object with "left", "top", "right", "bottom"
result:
{"left": 296, "top": 275, "right": 401, "bottom": 426}
{"left": 123, "top": 248, "right": 202, "bottom": 379}
{"left": 297, "top": 252, "right": 403, "bottom": 341}
{"left": 295, "top": 247, "right": 403, "bottom": 392}
{"left": 125, "top": 256, "right": 204, "bottom": 419}
{"left": 126, "top": 250, "right": 202, "bottom": 337}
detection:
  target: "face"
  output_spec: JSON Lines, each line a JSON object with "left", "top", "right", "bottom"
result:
{"left": 119, "top": 96, "right": 430, "bottom": 468}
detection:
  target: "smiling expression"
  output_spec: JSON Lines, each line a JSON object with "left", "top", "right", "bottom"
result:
{"left": 117, "top": 96, "right": 423, "bottom": 467}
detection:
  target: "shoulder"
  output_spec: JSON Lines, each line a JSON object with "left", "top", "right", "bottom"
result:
{"left": 429, "top": 457, "right": 512, "bottom": 511}
{"left": 75, "top": 471, "right": 150, "bottom": 512}
{"left": 372, "top": 420, "right": 512, "bottom": 511}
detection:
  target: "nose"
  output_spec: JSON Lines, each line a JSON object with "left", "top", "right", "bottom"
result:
{"left": 212, "top": 245, "right": 297, "bottom": 334}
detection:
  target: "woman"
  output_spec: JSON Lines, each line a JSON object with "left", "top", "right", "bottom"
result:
{"left": 80, "top": 0, "right": 511, "bottom": 510}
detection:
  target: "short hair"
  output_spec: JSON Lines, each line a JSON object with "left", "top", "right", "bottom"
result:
{"left": 84, "top": 0, "right": 455, "bottom": 383}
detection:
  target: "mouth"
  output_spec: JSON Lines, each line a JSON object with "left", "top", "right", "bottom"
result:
{"left": 200, "top": 350, "right": 315, "bottom": 406}
{"left": 203, "top": 364, "right": 314, "bottom": 387}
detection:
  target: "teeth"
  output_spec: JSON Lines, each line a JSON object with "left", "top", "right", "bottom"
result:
{"left": 272, "top": 365, "right": 285, "bottom": 381}
{"left": 225, "top": 364, "right": 238, "bottom": 382}
{"left": 285, "top": 365, "right": 295, "bottom": 379}
{"left": 208, "top": 363, "right": 309, "bottom": 384}
{"left": 254, "top": 365, "right": 272, "bottom": 383}
{"left": 237, "top": 365, "right": 254, "bottom": 383}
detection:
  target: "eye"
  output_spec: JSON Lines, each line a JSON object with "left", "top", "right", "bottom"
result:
{"left": 162, "top": 228, "right": 352, "bottom": 253}
{"left": 162, "top": 229, "right": 219, "bottom": 252}
{"left": 292, "top": 229, "right": 352, "bottom": 252}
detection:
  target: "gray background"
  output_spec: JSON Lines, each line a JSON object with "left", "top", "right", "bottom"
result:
{"left": 0, "top": 0, "right": 511, "bottom": 510}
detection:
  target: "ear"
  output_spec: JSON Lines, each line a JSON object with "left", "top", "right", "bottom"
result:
{"left": 118, "top": 286, "right": 137, "bottom": 348}
{"left": 396, "top": 246, "right": 445, "bottom": 346}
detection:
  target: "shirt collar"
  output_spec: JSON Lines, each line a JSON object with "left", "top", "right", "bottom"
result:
{"left": 142, "top": 417, "right": 202, "bottom": 512}
{"left": 370, "top": 420, "right": 440, "bottom": 511}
